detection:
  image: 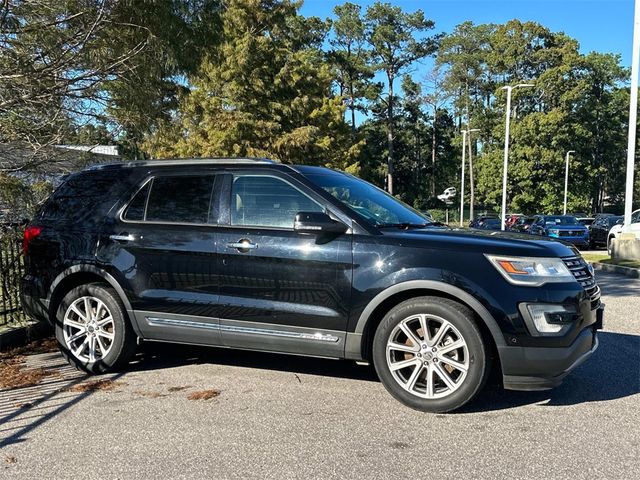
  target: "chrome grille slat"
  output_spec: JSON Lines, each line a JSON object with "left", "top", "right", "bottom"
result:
{"left": 562, "top": 256, "right": 601, "bottom": 307}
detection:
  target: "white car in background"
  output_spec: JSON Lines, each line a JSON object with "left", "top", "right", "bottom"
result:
{"left": 607, "top": 209, "right": 640, "bottom": 255}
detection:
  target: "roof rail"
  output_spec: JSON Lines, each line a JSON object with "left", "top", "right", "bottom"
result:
{"left": 87, "top": 157, "right": 279, "bottom": 170}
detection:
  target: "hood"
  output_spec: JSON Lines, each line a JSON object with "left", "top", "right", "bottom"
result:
{"left": 379, "top": 226, "right": 578, "bottom": 258}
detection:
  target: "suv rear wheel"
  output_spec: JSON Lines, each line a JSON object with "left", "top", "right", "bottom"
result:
{"left": 55, "top": 283, "right": 136, "bottom": 374}
{"left": 372, "top": 297, "right": 490, "bottom": 413}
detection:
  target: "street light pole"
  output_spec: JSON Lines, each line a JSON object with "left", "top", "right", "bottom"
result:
{"left": 563, "top": 150, "right": 575, "bottom": 215}
{"left": 501, "top": 83, "right": 534, "bottom": 231}
{"left": 459, "top": 128, "right": 480, "bottom": 227}
{"left": 624, "top": 0, "right": 640, "bottom": 229}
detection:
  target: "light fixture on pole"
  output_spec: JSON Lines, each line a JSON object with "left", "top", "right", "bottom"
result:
{"left": 460, "top": 128, "right": 480, "bottom": 227}
{"left": 563, "top": 150, "right": 575, "bottom": 215}
{"left": 500, "top": 83, "right": 534, "bottom": 231}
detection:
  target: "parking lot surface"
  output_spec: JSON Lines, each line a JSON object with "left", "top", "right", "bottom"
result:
{"left": 1, "top": 271, "right": 638, "bottom": 480}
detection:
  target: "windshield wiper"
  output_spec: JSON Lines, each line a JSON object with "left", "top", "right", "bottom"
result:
{"left": 376, "top": 222, "right": 432, "bottom": 229}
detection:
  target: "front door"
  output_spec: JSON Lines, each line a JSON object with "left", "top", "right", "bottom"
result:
{"left": 215, "top": 172, "right": 352, "bottom": 357}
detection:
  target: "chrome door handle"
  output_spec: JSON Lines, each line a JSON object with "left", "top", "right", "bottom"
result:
{"left": 226, "top": 239, "right": 258, "bottom": 251}
{"left": 109, "top": 234, "right": 135, "bottom": 242}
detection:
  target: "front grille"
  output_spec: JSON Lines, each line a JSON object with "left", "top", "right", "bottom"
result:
{"left": 563, "top": 256, "right": 601, "bottom": 309}
{"left": 559, "top": 230, "right": 584, "bottom": 237}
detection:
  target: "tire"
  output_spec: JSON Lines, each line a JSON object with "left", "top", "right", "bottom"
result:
{"left": 372, "top": 296, "right": 490, "bottom": 413}
{"left": 607, "top": 236, "right": 615, "bottom": 256}
{"left": 55, "top": 283, "right": 137, "bottom": 374}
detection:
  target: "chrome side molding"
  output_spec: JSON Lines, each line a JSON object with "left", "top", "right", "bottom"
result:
{"left": 145, "top": 316, "right": 340, "bottom": 343}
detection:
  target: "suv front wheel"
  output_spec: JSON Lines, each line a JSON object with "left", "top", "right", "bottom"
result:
{"left": 372, "top": 297, "right": 490, "bottom": 413}
{"left": 55, "top": 283, "right": 137, "bottom": 373}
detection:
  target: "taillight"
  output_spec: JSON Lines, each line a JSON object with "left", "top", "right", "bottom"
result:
{"left": 23, "top": 225, "right": 42, "bottom": 255}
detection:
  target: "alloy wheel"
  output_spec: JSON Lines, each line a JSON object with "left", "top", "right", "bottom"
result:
{"left": 63, "top": 296, "right": 115, "bottom": 363}
{"left": 386, "top": 314, "right": 469, "bottom": 399}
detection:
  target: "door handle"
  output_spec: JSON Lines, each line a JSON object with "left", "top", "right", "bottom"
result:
{"left": 226, "top": 239, "right": 258, "bottom": 252}
{"left": 109, "top": 234, "right": 136, "bottom": 242}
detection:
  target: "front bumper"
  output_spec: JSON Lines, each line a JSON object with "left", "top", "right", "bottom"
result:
{"left": 549, "top": 234, "right": 589, "bottom": 247}
{"left": 499, "top": 306, "right": 603, "bottom": 390}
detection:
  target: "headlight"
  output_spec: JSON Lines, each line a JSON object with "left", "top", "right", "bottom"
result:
{"left": 485, "top": 255, "right": 575, "bottom": 286}
{"left": 548, "top": 229, "right": 559, "bottom": 236}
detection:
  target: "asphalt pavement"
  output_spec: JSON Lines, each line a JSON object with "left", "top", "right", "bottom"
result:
{"left": 1, "top": 271, "right": 638, "bottom": 480}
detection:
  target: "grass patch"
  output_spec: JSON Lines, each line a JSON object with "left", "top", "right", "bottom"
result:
{"left": 582, "top": 253, "right": 610, "bottom": 263}
{"left": 601, "top": 258, "right": 640, "bottom": 269}
{"left": 581, "top": 253, "right": 640, "bottom": 269}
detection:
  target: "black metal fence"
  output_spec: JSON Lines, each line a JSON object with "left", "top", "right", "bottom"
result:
{"left": 0, "top": 223, "right": 25, "bottom": 327}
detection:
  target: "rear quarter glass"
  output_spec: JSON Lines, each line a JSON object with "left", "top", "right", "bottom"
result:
{"left": 38, "top": 167, "right": 142, "bottom": 227}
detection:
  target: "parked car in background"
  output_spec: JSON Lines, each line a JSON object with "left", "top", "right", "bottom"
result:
{"left": 21, "top": 158, "right": 603, "bottom": 413}
{"left": 577, "top": 217, "right": 594, "bottom": 227}
{"left": 510, "top": 216, "right": 536, "bottom": 233}
{"left": 529, "top": 215, "right": 590, "bottom": 248}
{"left": 477, "top": 218, "right": 502, "bottom": 230}
{"left": 469, "top": 215, "right": 499, "bottom": 229}
{"left": 589, "top": 215, "right": 622, "bottom": 249}
{"left": 606, "top": 209, "right": 640, "bottom": 255}
{"left": 505, "top": 214, "right": 524, "bottom": 230}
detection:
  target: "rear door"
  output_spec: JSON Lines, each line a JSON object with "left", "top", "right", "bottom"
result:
{"left": 215, "top": 171, "right": 352, "bottom": 357}
{"left": 103, "top": 172, "right": 222, "bottom": 346}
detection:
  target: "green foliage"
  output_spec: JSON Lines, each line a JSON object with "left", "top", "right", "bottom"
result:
{"left": 145, "top": 0, "right": 361, "bottom": 171}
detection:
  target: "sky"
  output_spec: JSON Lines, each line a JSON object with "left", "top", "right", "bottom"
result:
{"left": 301, "top": 0, "right": 635, "bottom": 66}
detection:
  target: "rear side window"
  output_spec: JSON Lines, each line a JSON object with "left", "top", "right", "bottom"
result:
{"left": 124, "top": 175, "right": 216, "bottom": 224}
{"left": 39, "top": 169, "right": 132, "bottom": 224}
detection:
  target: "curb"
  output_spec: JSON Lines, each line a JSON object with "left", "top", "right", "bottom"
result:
{"left": 0, "top": 320, "right": 52, "bottom": 351}
{"left": 592, "top": 262, "right": 640, "bottom": 279}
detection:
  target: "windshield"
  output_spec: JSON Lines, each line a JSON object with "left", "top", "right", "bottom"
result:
{"left": 544, "top": 216, "right": 579, "bottom": 225}
{"left": 304, "top": 172, "right": 430, "bottom": 227}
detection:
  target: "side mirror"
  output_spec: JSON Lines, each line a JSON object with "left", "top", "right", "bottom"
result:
{"left": 294, "top": 212, "right": 348, "bottom": 235}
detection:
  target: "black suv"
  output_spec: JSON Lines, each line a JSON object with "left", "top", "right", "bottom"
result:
{"left": 22, "top": 159, "right": 603, "bottom": 412}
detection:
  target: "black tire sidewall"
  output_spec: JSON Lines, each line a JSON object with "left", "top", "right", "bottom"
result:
{"left": 55, "top": 283, "right": 132, "bottom": 374}
{"left": 372, "top": 297, "right": 488, "bottom": 413}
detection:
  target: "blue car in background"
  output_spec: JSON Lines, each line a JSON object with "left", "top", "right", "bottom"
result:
{"left": 529, "top": 215, "right": 590, "bottom": 248}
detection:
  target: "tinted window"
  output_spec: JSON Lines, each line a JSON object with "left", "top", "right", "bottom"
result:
{"left": 145, "top": 176, "right": 215, "bottom": 224}
{"left": 39, "top": 169, "right": 133, "bottom": 224}
{"left": 632, "top": 211, "right": 640, "bottom": 224}
{"left": 123, "top": 182, "right": 150, "bottom": 221}
{"left": 543, "top": 216, "right": 579, "bottom": 225}
{"left": 231, "top": 176, "right": 323, "bottom": 228}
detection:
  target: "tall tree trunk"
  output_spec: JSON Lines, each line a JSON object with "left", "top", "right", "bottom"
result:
{"left": 468, "top": 133, "right": 474, "bottom": 221}
{"left": 465, "top": 81, "right": 474, "bottom": 220}
{"left": 387, "top": 71, "right": 394, "bottom": 195}
{"left": 431, "top": 107, "right": 437, "bottom": 198}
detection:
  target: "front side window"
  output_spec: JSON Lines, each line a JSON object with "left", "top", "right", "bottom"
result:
{"left": 632, "top": 211, "right": 640, "bottom": 224}
{"left": 231, "top": 175, "right": 323, "bottom": 228}
{"left": 124, "top": 175, "right": 216, "bottom": 224}
{"left": 304, "top": 172, "right": 429, "bottom": 227}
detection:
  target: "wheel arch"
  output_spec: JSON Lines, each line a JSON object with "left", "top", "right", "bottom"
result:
{"left": 48, "top": 265, "right": 137, "bottom": 332}
{"left": 348, "top": 280, "right": 506, "bottom": 364}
